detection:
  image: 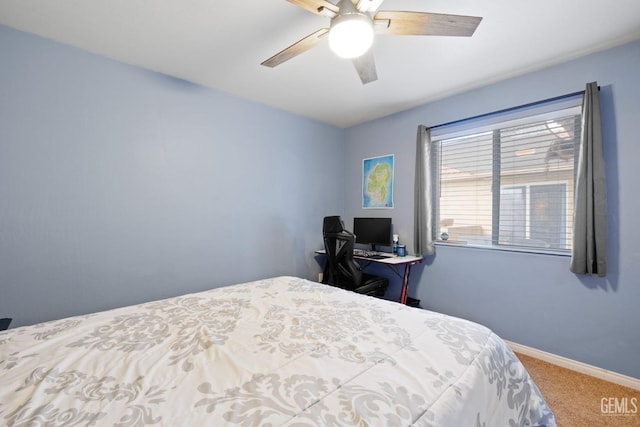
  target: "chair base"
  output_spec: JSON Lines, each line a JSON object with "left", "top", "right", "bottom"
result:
{"left": 326, "top": 274, "right": 388, "bottom": 298}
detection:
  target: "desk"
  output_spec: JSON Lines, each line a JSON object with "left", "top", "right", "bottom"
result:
{"left": 315, "top": 250, "right": 423, "bottom": 305}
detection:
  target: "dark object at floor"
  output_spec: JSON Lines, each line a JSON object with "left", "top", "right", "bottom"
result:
{"left": 406, "top": 297, "right": 421, "bottom": 308}
{"left": 0, "top": 318, "right": 12, "bottom": 331}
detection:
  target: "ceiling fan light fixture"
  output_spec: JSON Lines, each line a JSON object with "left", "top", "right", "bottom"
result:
{"left": 329, "top": 13, "right": 374, "bottom": 59}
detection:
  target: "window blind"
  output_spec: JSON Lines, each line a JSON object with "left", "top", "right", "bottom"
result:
{"left": 432, "top": 97, "right": 582, "bottom": 254}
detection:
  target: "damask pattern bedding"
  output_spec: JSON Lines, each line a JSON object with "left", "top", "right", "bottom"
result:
{"left": 0, "top": 276, "right": 555, "bottom": 426}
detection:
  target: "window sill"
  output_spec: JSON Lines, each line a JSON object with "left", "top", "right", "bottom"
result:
{"left": 434, "top": 240, "right": 571, "bottom": 257}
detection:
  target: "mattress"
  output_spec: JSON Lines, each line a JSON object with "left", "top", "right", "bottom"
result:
{"left": 0, "top": 276, "right": 555, "bottom": 426}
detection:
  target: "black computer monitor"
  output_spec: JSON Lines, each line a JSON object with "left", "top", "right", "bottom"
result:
{"left": 353, "top": 217, "right": 392, "bottom": 250}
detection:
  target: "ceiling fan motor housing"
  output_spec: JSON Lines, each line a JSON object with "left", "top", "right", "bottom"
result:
{"left": 329, "top": 0, "right": 374, "bottom": 58}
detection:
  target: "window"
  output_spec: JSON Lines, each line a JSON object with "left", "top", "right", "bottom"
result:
{"left": 431, "top": 97, "right": 582, "bottom": 254}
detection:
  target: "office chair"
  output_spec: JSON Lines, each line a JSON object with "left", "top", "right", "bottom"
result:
{"left": 322, "top": 216, "right": 388, "bottom": 297}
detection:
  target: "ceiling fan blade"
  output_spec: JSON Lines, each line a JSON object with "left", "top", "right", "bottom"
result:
{"left": 352, "top": 49, "right": 378, "bottom": 84}
{"left": 374, "top": 11, "right": 482, "bottom": 37}
{"left": 286, "top": 0, "right": 339, "bottom": 16}
{"left": 356, "top": 0, "right": 384, "bottom": 13}
{"left": 261, "top": 28, "right": 329, "bottom": 68}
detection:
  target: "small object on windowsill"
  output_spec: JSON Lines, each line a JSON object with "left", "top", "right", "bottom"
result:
{"left": 440, "top": 232, "right": 449, "bottom": 241}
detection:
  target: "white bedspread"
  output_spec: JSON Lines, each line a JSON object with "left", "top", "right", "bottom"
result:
{"left": 0, "top": 276, "right": 555, "bottom": 426}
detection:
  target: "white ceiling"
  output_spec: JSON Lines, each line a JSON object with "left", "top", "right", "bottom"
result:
{"left": 1, "top": 0, "right": 639, "bottom": 128}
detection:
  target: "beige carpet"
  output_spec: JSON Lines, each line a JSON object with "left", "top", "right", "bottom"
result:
{"left": 516, "top": 353, "right": 640, "bottom": 426}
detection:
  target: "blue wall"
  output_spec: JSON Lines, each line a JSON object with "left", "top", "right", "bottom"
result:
{"left": 345, "top": 40, "right": 640, "bottom": 379}
{"left": 0, "top": 25, "right": 342, "bottom": 327}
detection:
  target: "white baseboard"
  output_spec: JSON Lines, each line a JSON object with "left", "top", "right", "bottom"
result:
{"left": 505, "top": 340, "right": 640, "bottom": 391}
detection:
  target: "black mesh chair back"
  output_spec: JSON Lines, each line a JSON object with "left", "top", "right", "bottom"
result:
{"left": 323, "top": 216, "right": 363, "bottom": 288}
{"left": 322, "top": 216, "right": 388, "bottom": 297}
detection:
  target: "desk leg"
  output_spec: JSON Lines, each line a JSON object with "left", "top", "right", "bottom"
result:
{"left": 399, "top": 263, "right": 411, "bottom": 305}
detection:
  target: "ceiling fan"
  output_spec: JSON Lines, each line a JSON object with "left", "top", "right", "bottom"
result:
{"left": 261, "top": 0, "right": 482, "bottom": 84}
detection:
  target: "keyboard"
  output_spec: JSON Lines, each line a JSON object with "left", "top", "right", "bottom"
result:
{"left": 353, "top": 250, "right": 394, "bottom": 259}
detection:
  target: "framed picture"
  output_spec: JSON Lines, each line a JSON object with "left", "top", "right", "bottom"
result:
{"left": 362, "top": 154, "right": 394, "bottom": 209}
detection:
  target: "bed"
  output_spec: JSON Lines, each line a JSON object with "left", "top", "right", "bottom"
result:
{"left": 0, "top": 276, "right": 555, "bottom": 426}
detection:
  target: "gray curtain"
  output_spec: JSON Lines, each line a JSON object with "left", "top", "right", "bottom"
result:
{"left": 414, "top": 125, "right": 435, "bottom": 256}
{"left": 570, "top": 82, "right": 607, "bottom": 276}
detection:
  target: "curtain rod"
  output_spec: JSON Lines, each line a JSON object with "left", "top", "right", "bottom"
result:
{"left": 429, "top": 87, "right": 597, "bottom": 131}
